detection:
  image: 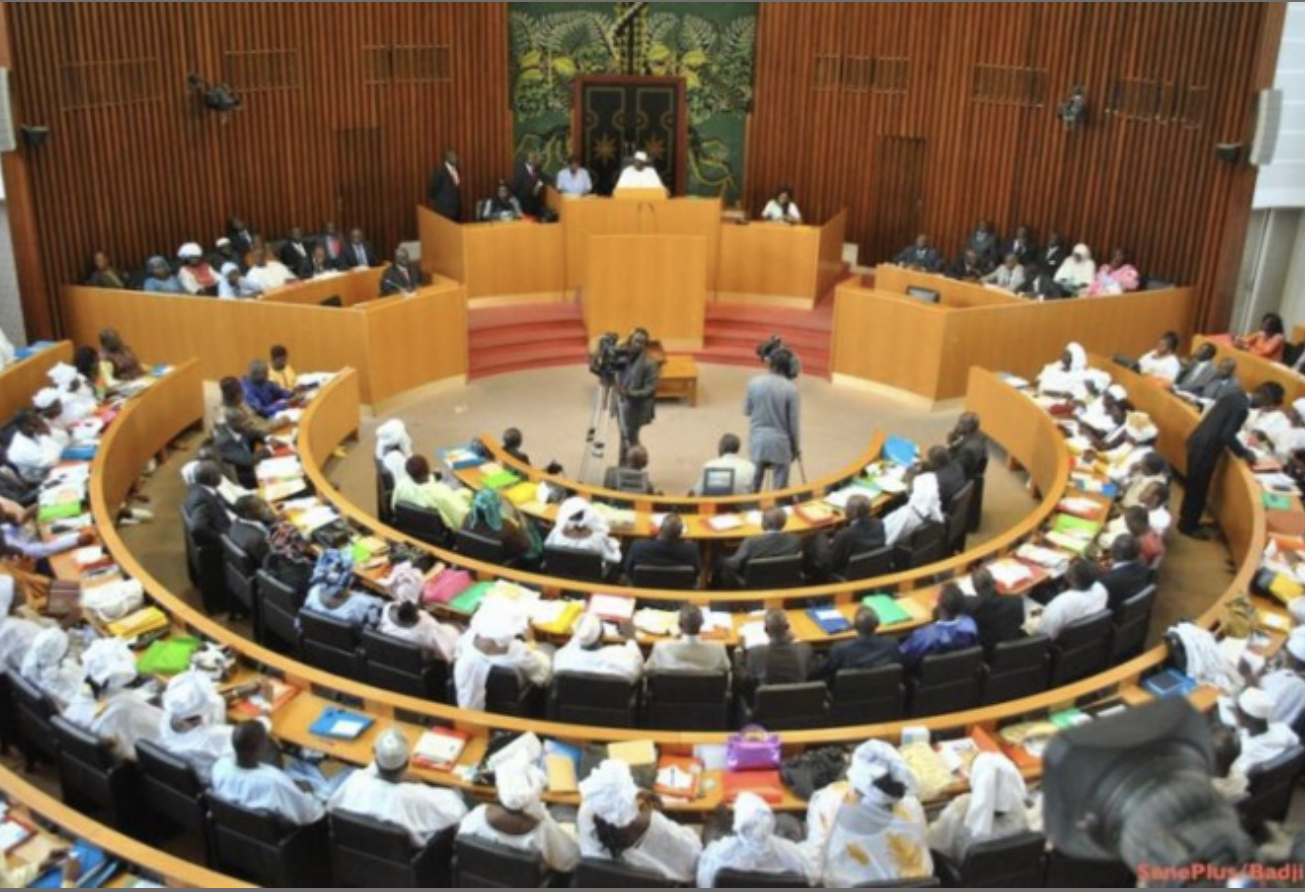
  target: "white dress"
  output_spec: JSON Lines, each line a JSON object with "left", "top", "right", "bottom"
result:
{"left": 210, "top": 758, "right": 325, "bottom": 825}
{"left": 1233, "top": 723, "right": 1300, "bottom": 776}
{"left": 378, "top": 603, "right": 460, "bottom": 662}
{"left": 926, "top": 793, "right": 1032, "bottom": 864}
{"left": 576, "top": 807, "right": 703, "bottom": 883}
{"left": 328, "top": 766, "right": 467, "bottom": 846}
{"left": 803, "top": 782, "right": 934, "bottom": 887}
{"left": 1138, "top": 351, "right": 1182, "bottom": 383}
{"left": 615, "top": 165, "right": 665, "bottom": 190}
{"left": 453, "top": 635, "right": 552, "bottom": 710}
{"left": 158, "top": 719, "right": 235, "bottom": 783}
{"left": 63, "top": 688, "right": 165, "bottom": 762}
{"left": 697, "top": 832, "right": 817, "bottom": 887}
{"left": 457, "top": 805, "right": 581, "bottom": 873}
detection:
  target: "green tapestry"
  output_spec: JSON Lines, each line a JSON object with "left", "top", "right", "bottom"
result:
{"left": 508, "top": 1, "right": 757, "bottom": 203}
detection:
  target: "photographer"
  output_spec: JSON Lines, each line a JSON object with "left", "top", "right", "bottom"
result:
{"left": 744, "top": 345, "right": 801, "bottom": 491}
{"left": 613, "top": 328, "right": 659, "bottom": 462}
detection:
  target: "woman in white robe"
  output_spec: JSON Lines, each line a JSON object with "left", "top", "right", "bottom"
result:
{"left": 20, "top": 627, "right": 84, "bottom": 709}
{"left": 697, "top": 792, "right": 817, "bottom": 887}
{"left": 884, "top": 472, "right": 944, "bottom": 546}
{"left": 928, "top": 752, "right": 1033, "bottom": 864}
{"left": 544, "top": 496, "right": 622, "bottom": 566}
{"left": 457, "top": 757, "right": 580, "bottom": 873}
{"left": 62, "top": 638, "right": 163, "bottom": 762}
{"left": 1036, "top": 342, "right": 1088, "bottom": 397}
{"left": 577, "top": 759, "right": 702, "bottom": 883}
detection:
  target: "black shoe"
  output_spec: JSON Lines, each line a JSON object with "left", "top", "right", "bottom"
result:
{"left": 1179, "top": 525, "right": 1210, "bottom": 540}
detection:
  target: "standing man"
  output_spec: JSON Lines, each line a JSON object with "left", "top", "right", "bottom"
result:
{"left": 1179, "top": 384, "right": 1258, "bottom": 539}
{"left": 513, "top": 151, "right": 549, "bottom": 218}
{"left": 428, "top": 148, "right": 462, "bottom": 221}
{"left": 744, "top": 348, "right": 801, "bottom": 491}
{"left": 614, "top": 328, "right": 659, "bottom": 463}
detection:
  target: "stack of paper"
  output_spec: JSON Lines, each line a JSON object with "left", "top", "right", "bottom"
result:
{"left": 633, "top": 608, "right": 680, "bottom": 637}
{"left": 738, "top": 621, "right": 768, "bottom": 649}
{"left": 1057, "top": 496, "right": 1102, "bottom": 519}
{"left": 106, "top": 606, "right": 169, "bottom": 638}
{"left": 707, "top": 513, "right": 743, "bottom": 532}
{"left": 824, "top": 485, "right": 878, "bottom": 510}
{"left": 294, "top": 505, "right": 340, "bottom": 533}
{"left": 255, "top": 455, "right": 303, "bottom": 482}
{"left": 987, "top": 558, "right": 1034, "bottom": 591}
{"left": 1015, "top": 543, "right": 1070, "bottom": 574}
{"left": 588, "top": 593, "right": 635, "bottom": 622}
{"left": 412, "top": 727, "right": 469, "bottom": 771}
{"left": 701, "top": 610, "right": 733, "bottom": 638}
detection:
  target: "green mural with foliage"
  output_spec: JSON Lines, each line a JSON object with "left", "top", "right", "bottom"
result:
{"left": 508, "top": 2, "right": 757, "bottom": 203}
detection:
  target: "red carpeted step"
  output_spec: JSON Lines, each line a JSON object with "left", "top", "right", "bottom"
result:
{"left": 468, "top": 302, "right": 583, "bottom": 332}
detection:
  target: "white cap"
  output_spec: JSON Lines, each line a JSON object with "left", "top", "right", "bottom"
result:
{"left": 579, "top": 759, "right": 640, "bottom": 827}
{"left": 1106, "top": 385, "right": 1128, "bottom": 401}
{"left": 47, "top": 363, "right": 79, "bottom": 388}
{"left": 221, "top": 262, "right": 240, "bottom": 276}
{"left": 162, "top": 671, "right": 220, "bottom": 722}
{"left": 82, "top": 638, "right": 138, "bottom": 690}
{"left": 1287, "top": 627, "right": 1305, "bottom": 663}
{"left": 573, "top": 613, "right": 603, "bottom": 647}
{"left": 497, "top": 757, "right": 546, "bottom": 811}
{"left": 215, "top": 237, "right": 232, "bottom": 248}
{"left": 1293, "top": 398, "right": 1305, "bottom": 419}
{"left": 33, "top": 388, "right": 61, "bottom": 410}
{"left": 633, "top": 151, "right": 649, "bottom": 163}
{"left": 178, "top": 242, "right": 203, "bottom": 259}
{"left": 1238, "top": 687, "right": 1274, "bottom": 720}
{"left": 374, "top": 728, "right": 411, "bottom": 771}
{"left": 470, "top": 599, "right": 527, "bottom": 644}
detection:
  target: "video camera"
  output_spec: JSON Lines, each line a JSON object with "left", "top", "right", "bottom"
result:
{"left": 589, "top": 332, "right": 635, "bottom": 382}
{"left": 757, "top": 334, "right": 800, "bottom": 380}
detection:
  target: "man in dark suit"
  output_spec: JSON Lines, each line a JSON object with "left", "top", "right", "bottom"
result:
{"left": 344, "top": 228, "right": 378, "bottom": 270}
{"left": 893, "top": 234, "right": 942, "bottom": 272}
{"left": 226, "top": 216, "right": 257, "bottom": 256}
{"left": 817, "top": 608, "right": 901, "bottom": 682}
{"left": 317, "top": 222, "right": 348, "bottom": 270}
{"left": 966, "top": 567, "right": 1025, "bottom": 649}
{"left": 947, "top": 412, "right": 989, "bottom": 478}
{"left": 807, "top": 494, "right": 885, "bottom": 580}
{"left": 945, "top": 248, "right": 987, "bottom": 281}
{"left": 1100, "top": 534, "right": 1151, "bottom": 612}
{"left": 1180, "top": 383, "right": 1257, "bottom": 538}
{"left": 1039, "top": 232, "right": 1068, "bottom": 275}
{"left": 1174, "top": 344, "right": 1219, "bottom": 394}
{"left": 625, "top": 513, "right": 701, "bottom": 578}
{"left": 614, "top": 328, "right": 660, "bottom": 462}
{"left": 1000, "top": 225, "right": 1036, "bottom": 265}
{"left": 278, "top": 227, "right": 314, "bottom": 278}
{"left": 734, "top": 610, "right": 814, "bottom": 701}
{"left": 427, "top": 149, "right": 462, "bottom": 221}
{"left": 512, "top": 151, "right": 549, "bottom": 218}
{"left": 183, "top": 461, "right": 232, "bottom": 548}
{"left": 229, "top": 495, "right": 275, "bottom": 566}
{"left": 214, "top": 407, "right": 269, "bottom": 489}
{"left": 380, "top": 247, "right": 426, "bottom": 296}
{"left": 719, "top": 507, "right": 803, "bottom": 588}
{"left": 927, "top": 445, "right": 967, "bottom": 508}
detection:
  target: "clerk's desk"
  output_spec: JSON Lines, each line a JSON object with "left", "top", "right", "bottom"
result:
{"left": 832, "top": 265, "right": 1196, "bottom": 403}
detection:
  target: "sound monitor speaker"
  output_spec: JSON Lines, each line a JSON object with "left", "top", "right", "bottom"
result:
{"left": 0, "top": 69, "right": 15, "bottom": 153}
{"left": 1215, "top": 143, "right": 1243, "bottom": 164}
{"left": 1249, "top": 88, "right": 1283, "bottom": 167}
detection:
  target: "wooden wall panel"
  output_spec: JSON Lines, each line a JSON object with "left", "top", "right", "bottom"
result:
{"left": 748, "top": 2, "right": 1282, "bottom": 331}
{"left": 5, "top": 2, "right": 511, "bottom": 338}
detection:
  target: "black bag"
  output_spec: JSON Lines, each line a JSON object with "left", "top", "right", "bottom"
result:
{"left": 780, "top": 746, "right": 848, "bottom": 801}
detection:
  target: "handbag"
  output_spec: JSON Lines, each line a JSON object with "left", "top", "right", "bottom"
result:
{"left": 726, "top": 724, "right": 783, "bottom": 772}
{"left": 422, "top": 568, "right": 474, "bottom": 605}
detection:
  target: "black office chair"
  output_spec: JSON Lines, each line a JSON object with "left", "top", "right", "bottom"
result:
{"left": 185, "top": 520, "right": 230, "bottom": 616}
{"left": 715, "top": 867, "right": 811, "bottom": 887}
{"left": 136, "top": 739, "right": 212, "bottom": 862}
{"left": 936, "top": 831, "right": 1047, "bottom": 887}
{"left": 484, "top": 664, "right": 544, "bottom": 717}
{"left": 549, "top": 672, "right": 640, "bottom": 727}
{"left": 455, "top": 528, "right": 510, "bottom": 565}
{"left": 644, "top": 671, "right": 731, "bottom": 730}
{"left": 393, "top": 501, "right": 453, "bottom": 547}
{"left": 893, "top": 521, "right": 948, "bottom": 572}
{"left": 944, "top": 481, "right": 975, "bottom": 555}
{"left": 208, "top": 795, "right": 330, "bottom": 887}
{"left": 1049, "top": 610, "right": 1114, "bottom": 686}
{"left": 630, "top": 563, "right": 699, "bottom": 590}
{"left": 362, "top": 628, "right": 449, "bottom": 701}
{"left": 742, "top": 553, "right": 804, "bottom": 589}
{"left": 746, "top": 681, "right": 830, "bottom": 730}
{"left": 181, "top": 504, "right": 200, "bottom": 585}
{"left": 611, "top": 468, "right": 651, "bottom": 494}
{"left": 830, "top": 664, "right": 906, "bottom": 725}
{"left": 835, "top": 545, "right": 895, "bottom": 582}
{"left": 329, "top": 811, "right": 455, "bottom": 887}
{"left": 981, "top": 635, "right": 1051, "bottom": 704}
{"left": 221, "top": 533, "right": 261, "bottom": 635}
{"left": 50, "top": 716, "right": 145, "bottom": 839}
{"left": 1237, "top": 745, "right": 1305, "bottom": 833}
{"left": 10, "top": 669, "right": 58, "bottom": 769}
{"left": 375, "top": 459, "right": 396, "bottom": 526}
{"left": 909, "top": 646, "right": 984, "bottom": 716}
{"left": 299, "top": 609, "right": 365, "bottom": 679}
{"left": 572, "top": 858, "right": 679, "bottom": 887}
{"left": 453, "top": 834, "right": 559, "bottom": 887}
{"left": 854, "top": 878, "right": 940, "bottom": 888}
{"left": 1042, "top": 850, "right": 1135, "bottom": 887}
{"left": 255, "top": 569, "right": 303, "bottom": 654}
{"left": 1109, "top": 585, "right": 1157, "bottom": 663}
{"left": 541, "top": 546, "right": 607, "bottom": 583}
{"left": 701, "top": 467, "right": 737, "bottom": 497}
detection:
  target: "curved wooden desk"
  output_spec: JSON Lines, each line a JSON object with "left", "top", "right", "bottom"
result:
{"left": 0, "top": 764, "right": 247, "bottom": 888}
{"left": 0, "top": 340, "right": 74, "bottom": 424}
{"left": 1192, "top": 334, "right": 1305, "bottom": 405}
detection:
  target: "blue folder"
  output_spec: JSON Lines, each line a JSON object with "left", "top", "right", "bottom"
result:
{"left": 308, "top": 706, "right": 375, "bottom": 740}
{"left": 805, "top": 607, "right": 853, "bottom": 635}
{"left": 883, "top": 435, "right": 919, "bottom": 466}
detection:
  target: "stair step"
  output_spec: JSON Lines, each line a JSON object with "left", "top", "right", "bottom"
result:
{"left": 469, "top": 302, "right": 582, "bottom": 332}
{"left": 471, "top": 321, "right": 588, "bottom": 351}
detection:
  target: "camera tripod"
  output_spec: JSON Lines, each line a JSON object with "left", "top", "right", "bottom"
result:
{"left": 578, "top": 379, "right": 628, "bottom": 483}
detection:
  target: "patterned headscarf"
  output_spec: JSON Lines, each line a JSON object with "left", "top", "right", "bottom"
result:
{"left": 309, "top": 547, "right": 354, "bottom": 599}
{"left": 470, "top": 489, "right": 504, "bottom": 532}
{"left": 268, "top": 521, "right": 313, "bottom": 563}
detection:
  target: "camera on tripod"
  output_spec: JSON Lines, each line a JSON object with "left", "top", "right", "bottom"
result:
{"left": 757, "top": 334, "right": 800, "bottom": 380}
{"left": 589, "top": 332, "right": 635, "bottom": 382}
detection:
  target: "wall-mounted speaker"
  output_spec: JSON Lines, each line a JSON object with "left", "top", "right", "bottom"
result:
{"left": 1215, "top": 143, "right": 1243, "bottom": 164}
{"left": 0, "top": 68, "right": 15, "bottom": 154}
{"left": 20, "top": 125, "right": 49, "bottom": 148}
{"left": 1249, "top": 88, "right": 1283, "bottom": 167}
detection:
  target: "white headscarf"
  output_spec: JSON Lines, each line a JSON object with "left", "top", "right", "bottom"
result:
{"left": 375, "top": 419, "right": 413, "bottom": 461}
{"left": 557, "top": 496, "right": 606, "bottom": 535}
{"left": 909, "top": 473, "right": 944, "bottom": 523}
{"left": 1288, "top": 627, "right": 1305, "bottom": 663}
{"left": 1106, "top": 384, "right": 1127, "bottom": 401}
{"left": 964, "top": 753, "right": 1027, "bottom": 839}
{"left": 47, "top": 363, "right": 79, "bottom": 388}
{"left": 21, "top": 627, "right": 69, "bottom": 677}
{"left": 497, "top": 757, "right": 546, "bottom": 811}
{"left": 847, "top": 740, "right": 917, "bottom": 805}
{"left": 1292, "top": 399, "right": 1305, "bottom": 421}
{"left": 1065, "top": 342, "right": 1087, "bottom": 372}
{"left": 573, "top": 613, "right": 603, "bottom": 647}
{"left": 82, "top": 638, "right": 137, "bottom": 691}
{"left": 733, "top": 792, "right": 776, "bottom": 849}
{"left": 32, "top": 388, "right": 61, "bottom": 411}
{"left": 162, "top": 671, "right": 222, "bottom": 722}
{"left": 579, "top": 759, "right": 641, "bottom": 827}
{"left": 470, "top": 599, "right": 528, "bottom": 645}
{"left": 178, "top": 242, "right": 204, "bottom": 260}
{"left": 0, "top": 575, "right": 15, "bottom": 617}
{"left": 1072, "top": 244, "right": 1093, "bottom": 262}
{"left": 1239, "top": 687, "right": 1274, "bottom": 720}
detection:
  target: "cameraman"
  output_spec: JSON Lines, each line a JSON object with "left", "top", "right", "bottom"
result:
{"left": 614, "top": 328, "right": 659, "bottom": 462}
{"left": 745, "top": 347, "right": 801, "bottom": 491}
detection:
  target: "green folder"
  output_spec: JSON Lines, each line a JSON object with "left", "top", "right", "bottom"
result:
{"left": 37, "top": 502, "right": 83, "bottom": 522}
{"left": 136, "top": 637, "right": 202, "bottom": 676}
{"left": 1050, "top": 708, "right": 1088, "bottom": 730}
{"left": 1052, "top": 513, "right": 1099, "bottom": 536}
{"left": 1264, "top": 491, "right": 1293, "bottom": 511}
{"left": 480, "top": 470, "right": 521, "bottom": 490}
{"left": 861, "top": 594, "right": 911, "bottom": 626}
{"left": 448, "top": 581, "right": 495, "bottom": 614}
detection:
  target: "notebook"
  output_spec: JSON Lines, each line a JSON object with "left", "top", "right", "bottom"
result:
{"left": 135, "top": 637, "right": 203, "bottom": 676}
{"left": 654, "top": 755, "right": 704, "bottom": 799}
{"left": 232, "top": 679, "right": 299, "bottom": 716}
{"left": 448, "top": 581, "right": 495, "bottom": 614}
{"left": 1141, "top": 668, "right": 1197, "bottom": 698}
{"left": 32, "top": 841, "right": 115, "bottom": 888}
{"left": 588, "top": 593, "right": 636, "bottom": 623}
{"left": 861, "top": 593, "right": 911, "bottom": 626}
{"left": 309, "top": 706, "right": 375, "bottom": 741}
{"left": 442, "top": 447, "right": 485, "bottom": 470}
{"left": 412, "top": 727, "right": 470, "bottom": 771}
{"left": 805, "top": 607, "right": 852, "bottom": 635}
{"left": 480, "top": 470, "right": 521, "bottom": 490}
{"left": 608, "top": 738, "right": 658, "bottom": 768}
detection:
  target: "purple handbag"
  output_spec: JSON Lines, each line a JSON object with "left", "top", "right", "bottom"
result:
{"left": 726, "top": 724, "right": 783, "bottom": 771}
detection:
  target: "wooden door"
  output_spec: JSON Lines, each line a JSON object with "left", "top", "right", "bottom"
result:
{"left": 869, "top": 136, "right": 927, "bottom": 265}
{"left": 574, "top": 76, "right": 687, "bottom": 196}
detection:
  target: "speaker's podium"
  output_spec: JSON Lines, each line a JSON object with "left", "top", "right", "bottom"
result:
{"left": 581, "top": 188, "right": 708, "bottom": 351}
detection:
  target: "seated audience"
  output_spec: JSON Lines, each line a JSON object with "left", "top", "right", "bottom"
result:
{"left": 20, "top": 627, "right": 83, "bottom": 710}
{"left": 7, "top": 410, "right": 65, "bottom": 484}
{"left": 214, "top": 406, "right": 269, "bottom": 487}
{"left": 805, "top": 740, "right": 932, "bottom": 886}
{"left": 697, "top": 792, "right": 816, "bottom": 887}
{"left": 1140, "top": 481, "right": 1173, "bottom": 538}
{"left": 393, "top": 454, "right": 472, "bottom": 530}
{"left": 345, "top": 228, "right": 378, "bottom": 269}
{"left": 301, "top": 548, "right": 384, "bottom": 628}
{"left": 948, "top": 412, "right": 990, "bottom": 476}
{"left": 966, "top": 567, "right": 1025, "bottom": 648}
{"left": 545, "top": 496, "right": 622, "bottom": 568}
{"left": 219, "top": 375, "right": 270, "bottom": 438}
{"left": 463, "top": 488, "right": 543, "bottom": 565}
{"left": 183, "top": 460, "right": 232, "bottom": 547}
{"left": 375, "top": 418, "right": 414, "bottom": 485}
{"left": 719, "top": 507, "right": 802, "bottom": 588}
{"left": 761, "top": 186, "right": 802, "bottom": 223}
{"left": 577, "top": 759, "right": 703, "bottom": 883}
{"left": 268, "top": 344, "right": 298, "bottom": 391}
{"left": 893, "top": 234, "right": 942, "bottom": 272}
{"left": 457, "top": 757, "right": 580, "bottom": 872}
{"left": 306, "top": 244, "right": 339, "bottom": 278}
{"left": 553, "top": 612, "right": 643, "bottom": 682}
{"left": 1087, "top": 247, "right": 1140, "bottom": 296}
{"left": 243, "top": 247, "right": 297, "bottom": 291}
{"left": 963, "top": 219, "right": 999, "bottom": 265}
{"left": 99, "top": 328, "right": 144, "bottom": 382}
{"left": 227, "top": 216, "right": 258, "bottom": 255}
{"left": 502, "top": 427, "right": 530, "bottom": 465}
{"left": 1033, "top": 559, "right": 1108, "bottom": 640}
{"left": 928, "top": 752, "right": 1032, "bottom": 865}
{"left": 883, "top": 471, "right": 944, "bottom": 548}
{"left": 483, "top": 181, "right": 523, "bottom": 221}
{"left": 1099, "top": 534, "right": 1150, "bottom": 612}
{"left": 1236, "top": 312, "right": 1286, "bottom": 362}
{"left": 228, "top": 495, "right": 274, "bottom": 564}
{"left": 1040, "top": 232, "right": 1068, "bottom": 274}
{"left": 74, "top": 345, "right": 108, "bottom": 399}
{"left": 1139, "top": 331, "right": 1183, "bottom": 383}
{"left": 1054, "top": 244, "right": 1095, "bottom": 296}
{"left": 379, "top": 599, "right": 459, "bottom": 663}
{"left": 211, "top": 721, "right": 325, "bottom": 826}
{"left": 1231, "top": 686, "right": 1300, "bottom": 776}
{"left": 217, "top": 262, "right": 262, "bottom": 299}
{"left": 453, "top": 600, "right": 552, "bottom": 710}
{"left": 176, "top": 242, "right": 219, "bottom": 295}
{"left": 1185, "top": 357, "right": 1241, "bottom": 406}
{"left": 1175, "top": 342, "right": 1218, "bottom": 391}
{"left": 318, "top": 222, "right": 347, "bottom": 268}
{"left": 63, "top": 638, "right": 163, "bottom": 762}
{"left": 278, "top": 227, "right": 314, "bottom": 277}
{"left": 901, "top": 584, "right": 979, "bottom": 667}
{"left": 1036, "top": 342, "right": 1088, "bottom": 397}
{"left": 142, "top": 255, "right": 183, "bottom": 294}
{"left": 1001, "top": 226, "right": 1036, "bottom": 264}
{"left": 86, "top": 250, "right": 128, "bottom": 289}
{"left": 926, "top": 444, "right": 967, "bottom": 506}
{"left": 1126, "top": 505, "right": 1166, "bottom": 568}
{"left": 981, "top": 253, "right": 1026, "bottom": 292}
{"left": 945, "top": 248, "right": 986, "bottom": 281}
{"left": 263, "top": 519, "right": 317, "bottom": 595}
{"left": 243, "top": 359, "right": 293, "bottom": 419}
{"left": 158, "top": 670, "right": 243, "bottom": 783}
{"left": 1017, "top": 261, "right": 1060, "bottom": 300}
{"left": 817, "top": 607, "right": 901, "bottom": 680}
{"left": 645, "top": 604, "right": 730, "bottom": 675}
{"left": 694, "top": 433, "right": 756, "bottom": 495}
{"left": 0, "top": 577, "right": 40, "bottom": 673}
{"left": 380, "top": 246, "right": 426, "bottom": 296}
{"left": 603, "top": 444, "right": 657, "bottom": 494}
{"left": 328, "top": 728, "right": 467, "bottom": 846}
{"left": 555, "top": 156, "right": 594, "bottom": 197}
{"left": 626, "top": 512, "right": 701, "bottom": 577}
{"left": 1120, "top": 451, "right": 1169, "bottom": 509}
{"left": 1258, "top": 627, "right": 1305, "bottom": 729}
{"left": 807, "top": 494, "right": 885, "bottom": 579}
{"left": 210, "top": 237, "right": 244, "bottom": 273}
{"left": 735, "top": 609, "right": 814, "bottom": 696}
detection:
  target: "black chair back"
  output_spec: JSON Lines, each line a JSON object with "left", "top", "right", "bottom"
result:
{"left": 330, "top": 810, "right": 455, "bottom": 887}
{"left": 982, "top": 634, "right": 1051, "bottom": 704}
{"left": 209, "top": 794, "right": 329, "bottom": 887}
{"left": 573, "top": 857, "right": 679, "bottom": 887}
{"left": 831, "top": 664, "right": 906, "bottom": 725}
{"left": 455, "top": 528, "right": 509, "bottom": 565}
{"left": 644, "top": 671, "right": 731, "bottom": 730}
{"left": 957, "top": 831, "right": 1047, "bottom": 887}
{"left": 945, "top": 481, "right": 975, "bottom": 555}
{"left": 375, "top": 459, "right": 395, "bottom": 525}
{"left": 743, "top": 553, "right": 804, "bottom": 588}
{"left": 716, "top": 867, "right": 810, "bottom": 887}
{"left": 749, "top": 681, "right": 830, "bottom": 730}
{"left": 181, "top": 504, "right": 200, "bottom": 584}
{"left": 1238, "top": 744, "right": 1305, "bottom": 831}
{"left": 894, "top": 521, "right": 948, "bottom": 571}
{"left": 1110, "top": 585, "right": 1157, "bottom": 663}
{"left": 136, "top": 738, "right": 207, "bottom": 827}
{"left": 0, "top": 672, "right": 14, "bottom": 754}
{"left": 299, "top": 609, "right": 364, "bottom": 679}
{"left": 10, "top": 669, "right": 57, "bottom": 767}
{"left": 1042, "top": 850, "right": 1134, "bottom": 887}
{"left": 186, "top": 522, "right": 229, "bottom": 616}
{"left": 549, "top": 671, "right": 639, "bottom": 727}
{"left": 361, "top": 627, "right": 449, "bottom": 701}
{"left": 855, "top": 879, "right": 939, "bottom": 888}
{"left": 453, "top": 834, "right": 552, "bottom": 887}
{"left": 839, "top": 545, "right": 895, "bottom": 582}
{"left": 541, "top": 546, "right": 607, "bottom": 582}
{"left": 909, "top": 646, "right": 984, "bottom": 716}
{"left": 51, "top": 715, "right": 143, "bottom": 837}
{"left": 631, "top": 563, "right": 699, "bottom": 590}
{"left": 1049, "top": 610, "right": 1113, "bottom": 686}
{"left": 256, "top": 569, "right": 302, "bottom": 654}
{"left": 220, "top": 533, "right": 259, "bottom": 623}
{"left": 613, "top": 468, "right": 650, "bottom": 493}
{"left": 485, "top": 664, "right": 540, "bottom": 717}
{"left": 394, "top": 501, "right": 452, "bottom": 547}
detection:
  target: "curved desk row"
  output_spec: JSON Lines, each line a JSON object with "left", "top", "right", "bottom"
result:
{"left": 0, "top": 340, "right": 73, "bottom": 424}
{"left": 1192, "top": 334, "right": 1305, "bottom": 406}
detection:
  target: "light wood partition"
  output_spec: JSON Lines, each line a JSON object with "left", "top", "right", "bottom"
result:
{"left": 717, "top": 209, "right": 846, "bottom": 309}
{"left": 0, "top": 341, "right": 73, "bottom": 422}
{"left": 418, "top": 205, "right": 466, "bottom": 286}
{"left": 1193, "top": 334, "right": 1305, "bottom": 404}
{"left": 584, "top": 235, "right": 708, "bottom": 348}
{"left": 259, "top": 268, "right": 385, "bottom": 307}
{"left": 831, "top": 289, "right": 951, "bottom": 399}
{"left": 417, "top": 206, "right": 567, "bottom": 304}
{"left": 874, "top": 264, "right": 1025, "bottom": 309}
{"left": 817, "top": 209, "right": 850, "bottom": 301}
{"left": 359, "top": 290, "right": 468, "bottom": 403}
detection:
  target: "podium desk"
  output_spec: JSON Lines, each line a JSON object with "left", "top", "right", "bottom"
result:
{"left": 717, "top": 210, "right": 848, "bottom": 308}
{"left": 418, "top": 207, "right": 566, "bottom": 304}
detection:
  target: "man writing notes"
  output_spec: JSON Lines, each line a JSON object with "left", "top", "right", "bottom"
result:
{"left": 745, "top": 347, "right": 801, "bottom": 491}
{"left": 615, "top": 150, "right": 666, "bottom": 192}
